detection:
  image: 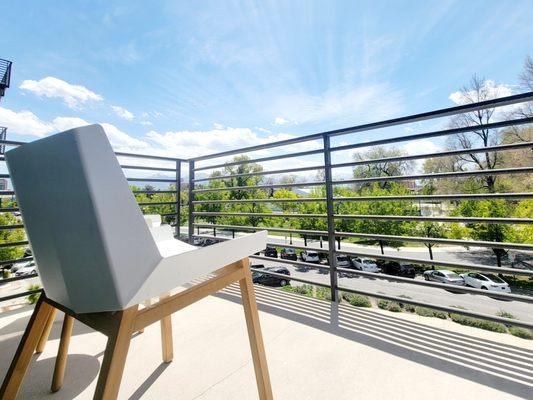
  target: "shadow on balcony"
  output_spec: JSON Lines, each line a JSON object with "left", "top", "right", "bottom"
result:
{"left": 217, "top": 284, "right": 533, "bottom": 399}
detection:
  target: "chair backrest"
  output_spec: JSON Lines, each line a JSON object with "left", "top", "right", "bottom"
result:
{"left": 6, "top": 124, "right": 161, "bottom": 313}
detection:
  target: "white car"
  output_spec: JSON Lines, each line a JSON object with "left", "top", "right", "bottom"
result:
{"left": 301, "top": 250, "right": 320, "bottom": 263}
{"left": 14, "top": 263, "right": 38, "bottom": 277}
{"left": 461, "top": 272, "right": 511, "bottom": 293}
{"left": 351, "top": 257, "right": 380, "bottom": 273}
{"left": 335, "top": 255, "right": 351, "bottom": 268}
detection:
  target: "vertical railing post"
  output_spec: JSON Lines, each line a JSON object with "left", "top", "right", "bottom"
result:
{"left": 323, "top": 134, "right": 339, "bottom": 302}
{"left": 175, "top": 161, "right": 181, "bottom": 238}
{"left": 188, "top": 160, "right": 195, "bottom": 244}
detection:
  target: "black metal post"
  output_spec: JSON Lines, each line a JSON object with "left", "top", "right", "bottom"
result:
{"left": 320, "top": 237, "right": 323, "bottom": 248}
{"left": 379, "top": 240, "right": 384, "bottom": 255}
{"left": 290, "top": 233, "right": 293, "bottom": 245}
{"left": 214, "top": 227, "right": 216, "bottom": 237}
{"left": 337, "top": 237, "right": 341, "bottom": 250}
{"left": 175, "top": 161, "right": 181, "bottom": 238}
{"left": 323, "top": 134, "right": 339, "bottom": 302}
{"left": 303, "top": 235, "right": 307, "bottom": 246}
{"left": 188, "top": 160, "right": 194, "bottom": 244}
{"left": 232, "top": 229, "right": 235, "bottom": 238}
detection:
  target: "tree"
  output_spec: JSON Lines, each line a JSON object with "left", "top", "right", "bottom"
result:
{"left": 0, "top": 213, "right": 26, "bottom": 264}
{"left": 454, "top": 199, "right": 516, "bottom": 267}
{"left": 411, "top": 222, "right": 448, "bottom": 261}
{"left": 447, "top": 75, "right": 504, "bottom": 193}
{"left": 352, "top": 146, "right": 414, "bottom": 191}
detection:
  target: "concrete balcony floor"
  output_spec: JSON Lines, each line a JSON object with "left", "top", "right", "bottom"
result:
{"left": 1, "top": 283, "right": 532, "bottom": 399}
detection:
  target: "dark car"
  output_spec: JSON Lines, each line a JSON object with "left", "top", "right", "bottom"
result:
{"left": 252, "top": 266, "right": 291, "bottom": 286}
{"left": 264, "top": 246, "right": 278, "bottom": 258}
{"left": 380, "top": 261, "right": 416, "bottom": 278}
{"left": 280, "top": 248, "right": 297, "bottom": 261}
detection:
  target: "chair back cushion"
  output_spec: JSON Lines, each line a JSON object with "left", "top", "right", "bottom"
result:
{"left": 6, "top": 124, "right": 161, "bottom": 312}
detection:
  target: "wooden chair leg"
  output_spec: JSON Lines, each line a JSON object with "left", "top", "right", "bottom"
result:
{"left": 93, "top": 306, "right": 137, "bottom": 400}
{"left": 51, "top": 314, "right": 74, "bottom": 392}
{"left": 0, "top": 297, "right": 55, "bottom": 399}
{"left": 238, "top": 258, "right": 273, "bottom": 400}
{"left": 160, "top": 294, "right": 173, "bottom": 363}
{"left": 35, "top": 308, "right": 57, "bottom": 354}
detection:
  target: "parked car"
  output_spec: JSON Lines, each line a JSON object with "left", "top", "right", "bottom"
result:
{"left": 423, "top": 269, "right": 465, "bottom": 285}
{"left": 351, "top": 257, "right": 381, "bottom": 273}
{"left": 461, "top": 272, "right": 511, "bottom": 293}
{"left": 301, "top": 250, "right": 320, "bottom": 263}
{"left": 381, "top": 261, "right": 416, "bottom": 278}
{"left": 280, "top": 248, "right": 297, "bottom": 261}
{"left": 252, "top": 266, "right": 291, "bottom": 286}
{"left": 14, "top": 263, "right": 38, "bottom": 277}
{"left": 264, "top": 246, "right": 278, "bottom": 258}
{"left": 335, "top": 255, "right": 351, "bottom": 268}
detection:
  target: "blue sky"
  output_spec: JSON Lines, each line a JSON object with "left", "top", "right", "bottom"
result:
{"left": 0, "top": 0, "right": 532, "bottom": 164}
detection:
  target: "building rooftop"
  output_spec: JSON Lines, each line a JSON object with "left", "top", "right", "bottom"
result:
{"left": 1, "top": 284, "right": 531, "bottom": 399}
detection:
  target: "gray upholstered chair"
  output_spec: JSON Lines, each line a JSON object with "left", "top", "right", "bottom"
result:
{"left": 1, "top": 125, "right": 272, "bottom": 400}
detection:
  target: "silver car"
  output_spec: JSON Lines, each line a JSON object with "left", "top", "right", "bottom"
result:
{"left": 423, "top": 269, "right": 464, "bottom": 286}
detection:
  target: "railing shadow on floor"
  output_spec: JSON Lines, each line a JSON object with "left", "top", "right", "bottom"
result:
{"left": 216, "top": 283, "right": 533, "bottom": 399}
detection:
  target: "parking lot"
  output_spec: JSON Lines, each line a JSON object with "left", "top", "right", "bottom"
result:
{"left": 251, "top": 255, "right": 533, "bottom": 323}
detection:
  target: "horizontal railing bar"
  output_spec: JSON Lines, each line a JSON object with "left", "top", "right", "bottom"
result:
{"left": 337, "top": 285, "right": 533, "bottom": 330}
{"left": 332, "top": 167, "right": 533, "bottom": 186}
{"left": 335, "top": 249, "right": 533, "bottom": 277}
{"left": 0, "top": 289, "right": 42, "bottom": 304}
{"left": 127, "top": 177, "right": 175, "bottom": 183}
{"left": 115, "top": 151, "right": 184, "bottom": 162}
{"left": 249, "top": 265, "right": 331, "bottom": 288}
{"left": 132, "top": 190, "right": 177, "bottom": 194}
{"left": 334, "top": 231, "right": 533, "bottom": 251}
{"left": 120, "top": 165, "right": 177, "bottom": 172}
{"left": 194, "top": 212, "right": 325, "bottom": 218}
{"left": 194, "top": 149, "right": 325, "bottom": 172}
{"left": 138, "top": 201, "right": 178, "bottom": 207}
{"left": 193, "top": 165, "right": 324, "bottom": 183}
{"left": 334, "top": 214, "right": 532, "bottom": 224}
{"left": 192, "top": 180, "right": 324, "bottom": 193}
{"left": 0, "top": 224, "right": 24, "bottom": 230}
{"left": 193, "top": 197, "right": 326, "bottom": 204}
{"left": 0, "top": 191, "right": 14, "bottom": 196}
{"left": 189, "top": 92, "right": 533, "bottom": 162}
{"left": 192, "top": 222, "right": 533, "bottom": 251}
{"left": 250, "top": 255, "right": 330, "bottom": 270}
{"left": 261, "top": 242, "right": 533, "bottom": 277}
{"left": 0, "top": 257, "right": 33, "bottom": 267}
{"left": 0, "top": 272, "right": 38, "bottom": 284}
{"left": 332, "top": 141, "right": 533, "bottom": 170}
{"left": 0, "top": 140, "right": 185, "bottom": 162}
{"left": 193, "top": 223, "right": 327, "bottom": 236}
{"left": 336, "top": 267, "right": 533, "bottom": 303}
{"left": 160, "top": 212, "right": 179, "bottom": 217}
{"left": 194, "top": 211, "right": 531, "bottom": 224}
{"left": 330, "top": 116, "right": 533, "bottom": 153}
{"left": 192, "top": 138, "right": 324, "bottom": 163}
{"left": 0, "top": 139, "right": 25, "bottom": 146}
{"left": 0, "top": 240, "right": 28, "bottom": 248}
{"left": 334, "top": 193, "right": 533, "bottom": 202}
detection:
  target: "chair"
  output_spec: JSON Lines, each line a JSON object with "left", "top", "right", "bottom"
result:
{"left": 0, "top": 125, "right": 272, "bottom": 400}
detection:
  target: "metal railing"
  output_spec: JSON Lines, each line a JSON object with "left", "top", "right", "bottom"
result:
{"left": 0, "top": 91, "right": 532, "bottom": 331}
{"left": 0, "top": 59, "right": 12, "bottom": 99}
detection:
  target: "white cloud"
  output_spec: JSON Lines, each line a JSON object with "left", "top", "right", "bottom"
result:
{"left": 448, "top": 80, "right": 513, "bottom": 105}
{"left": 274, "top": 117, "right": 290, "bottom": 125}
{"left": 111, "top": 105, "right": 134, "bottom": 121}
{"left": 20, "top": 76, "right": 103, "bottom": 109}
{"left": 267, "top": 84, "right": 403, "bottom": 127}
{"left": 140, "top": 120, "right": 153, "bottom": 126}
{"left": 0, "top": 107, "right": 53, "bottom": 137}
{"left": 213, "top": 123, "right": 225, "bottom": 130}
